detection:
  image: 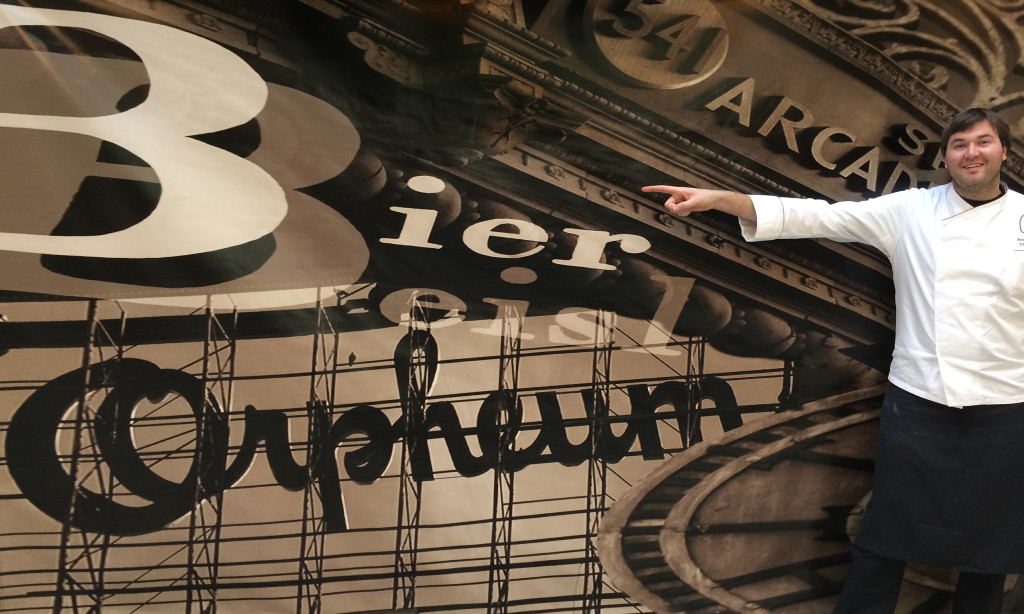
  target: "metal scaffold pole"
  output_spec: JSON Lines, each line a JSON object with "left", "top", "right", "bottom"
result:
{"left": 392, "top": 298, "right": 431, "bottom": 610}
{"left": 297, "top": 291, "right": 342, "bottom": 614}
{"left": 582, "top": 309, "right": 615, "bottom": 614}
{"left": 53, "top": 300, "right": 124, "bottom": 613}
{"left": 686, "top": 337, "right": 707, "bottom": 447}
{"left": 185, "top": 301, "right": 237, "bottom": 614}
{"left": 486, "top": 302, "right": 523, "bottom": 614}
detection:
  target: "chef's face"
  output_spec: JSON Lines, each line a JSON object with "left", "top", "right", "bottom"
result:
{"left": 944, "top": 119, "right": 1007, "bottom": 200}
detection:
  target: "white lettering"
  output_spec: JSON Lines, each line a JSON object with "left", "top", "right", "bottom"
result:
{"left": 0, "top": 6, "right": 285, "bottom": 258}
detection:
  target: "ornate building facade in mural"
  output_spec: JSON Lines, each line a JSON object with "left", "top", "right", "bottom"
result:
{"left": 1, "top": 0, "right": 1023, "bottom": 612}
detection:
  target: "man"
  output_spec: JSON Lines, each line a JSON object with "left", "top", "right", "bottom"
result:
{"left": 644, "top": 108, "right": 1023, "bottom": 613}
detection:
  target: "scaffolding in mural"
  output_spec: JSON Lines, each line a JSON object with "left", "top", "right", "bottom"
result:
{"left": 486, "top": 302, "right": 523, "bottom": 614}
{"left": 0, "top": 294, "right": 788, "bottom": 614}
{"left": 44, "top": 301, "right": 241, "bottom": 613}
{"left": 391, "top": 297, "right": 433, "bottom": 610}
{"left": 51, "top": 300, "right": 123, "bottom": 613}
{"left": 297, "top": 291, "right": 342, "bottom": 613}
{"left": 581, "top": 309, "right": 614, "bottom": 614}
{"left": 185, "top": 303, "right": 237, "bottom": 614}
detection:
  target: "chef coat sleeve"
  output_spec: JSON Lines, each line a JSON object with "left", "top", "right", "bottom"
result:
{"left": 738, "top": 191, "right": 911, "bottom": 256}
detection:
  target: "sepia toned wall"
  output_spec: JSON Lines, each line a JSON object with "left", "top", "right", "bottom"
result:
{"left": 1, "top": 1, "right": 1023, "bottom": 612}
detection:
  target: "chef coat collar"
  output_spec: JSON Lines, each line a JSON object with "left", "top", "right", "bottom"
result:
{"left": 961, "top": 181, "right": 1008, "bottom": 208}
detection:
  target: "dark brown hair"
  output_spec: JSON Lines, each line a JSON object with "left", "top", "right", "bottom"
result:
{"left": 940, "top": 107, "right": 1011, "bottom": 154}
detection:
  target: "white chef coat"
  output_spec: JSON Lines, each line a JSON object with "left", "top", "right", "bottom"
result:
{"left": 738, "top": 182, "right": 1024, "bottom": 408}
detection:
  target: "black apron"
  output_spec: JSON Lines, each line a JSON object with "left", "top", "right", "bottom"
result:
{"left": 856, "top": 385, "right": 1024, "bottom": 573}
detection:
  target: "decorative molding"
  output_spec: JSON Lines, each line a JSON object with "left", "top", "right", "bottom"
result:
{"left": 348, "top": 30, "right": 423, "bottom": 85}
{"left": 755, "top": 0, "right": 1024, "bottom": 181}
{"left": 339, "top": 2, "right": 802, "bottom": 196}
{"left": 470, "top": 0, "right": 524, "bottom": 25}
{"left": 188, "top": 0, "right": 296, "bottom": 29}
{"left": 466, "top": 1, "right": 568, "bottom": 62}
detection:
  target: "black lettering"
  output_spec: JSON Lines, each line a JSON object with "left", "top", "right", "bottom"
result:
{"left": 6, "top": 358, "right": 745, "bottom": 535}
{"left": 7, "top": 359, "right": 223, "bottom": 536}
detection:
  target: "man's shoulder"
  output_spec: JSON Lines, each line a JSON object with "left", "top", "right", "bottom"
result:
{"left": 920, "top": 183, "right": 951, "bottom": 198}
{"left": 859, "top": 184, "right": 938, "bottom": 208}
{"left": 910, "top": 183, "right": 957, "bottom": 207}
{"left": 876, "top": 184, "right": 942, "bottom": 199}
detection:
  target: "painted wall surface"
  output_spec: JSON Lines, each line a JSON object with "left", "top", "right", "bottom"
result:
{"left": 1, "top": 1, "right": 1023, "bottom": 612}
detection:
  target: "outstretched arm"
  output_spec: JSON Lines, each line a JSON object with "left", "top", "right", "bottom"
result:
{"left": 642, "top": 185, "right": 756, "bottom": 222}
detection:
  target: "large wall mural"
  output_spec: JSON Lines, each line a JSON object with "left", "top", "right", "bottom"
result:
{"left": 1, "top": 1, "right": 1023, "bottom": 612}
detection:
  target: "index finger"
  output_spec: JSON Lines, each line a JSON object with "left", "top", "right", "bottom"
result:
{"left": 641, "top": 185, "right": 678, "bottom": 195}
